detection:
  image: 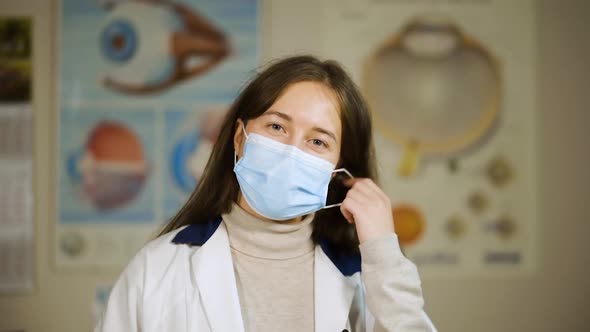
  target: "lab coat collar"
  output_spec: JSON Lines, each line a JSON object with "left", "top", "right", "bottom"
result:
{"left": 315, "top": 245, "right": 359, "bottom": 331}
{"left": 190, "top": 222, "right": 245, "bottom": 332}
{"left": 174, "top": 220, "right": 359, "bottom": 331}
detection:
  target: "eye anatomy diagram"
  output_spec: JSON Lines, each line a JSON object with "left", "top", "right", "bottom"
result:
{"left": 59, "top": 109, "right": 156, "bottom": 224}
{"left": 57, "top": 0, "right": 259, "bottom": 268}
{"left": 365, "top": 14, "right": 501, "bottom": 177}
{"left": 67, "top": 121, "right": 149, "bottom": 210}
{"left": 164, "top": 107, "right": 227, "bottom": 217}
{"left": 99, "top": 0, "right": 230, "bottom": 95}
{"left": 322, "top": 1, "right": 537, "bottom": 276}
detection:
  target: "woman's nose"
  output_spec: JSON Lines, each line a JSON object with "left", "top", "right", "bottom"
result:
{"left": 285, "top": 131, "right": 306, "bottom": 150}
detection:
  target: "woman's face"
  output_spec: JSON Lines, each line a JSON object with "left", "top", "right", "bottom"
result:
{"left": 233, "top": 81, "right": 342, "bottom": 222}
{"left": 234, "top": 81, "right": 342, "bottom": 166}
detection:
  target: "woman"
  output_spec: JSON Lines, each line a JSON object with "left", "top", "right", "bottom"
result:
{"left": 96, "top": 56, "right": 437, "bottom": 332}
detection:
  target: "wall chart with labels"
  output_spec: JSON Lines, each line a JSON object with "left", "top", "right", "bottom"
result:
{"left": 321, "top": 0, "right": 537, "bottom": 276}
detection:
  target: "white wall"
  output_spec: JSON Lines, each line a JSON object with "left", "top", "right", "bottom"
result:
{"left": 0, "top": 0, "right": 588, "bottom": 331}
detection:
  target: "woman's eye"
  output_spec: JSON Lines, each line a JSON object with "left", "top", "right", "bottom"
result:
{"left": 270, "top": 123, "right": 283, "bottom": 131}
{"left": 311, "top": 139, "right": 326, "bottom": 147}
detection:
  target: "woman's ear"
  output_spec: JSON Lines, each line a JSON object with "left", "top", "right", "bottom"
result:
{"left": 233, "top": 118, "right": 245, "bottom": 156}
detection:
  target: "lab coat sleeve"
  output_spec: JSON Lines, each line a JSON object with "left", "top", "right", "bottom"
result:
{"left": 95, "top": 248, "right": 147, "bottom": 332}
{"left": 360, "top": 234, "right": 437, "bottom": 332}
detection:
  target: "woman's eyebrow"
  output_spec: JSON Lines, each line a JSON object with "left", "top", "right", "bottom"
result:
{"left": 312, "top": 126, "right": 337, "bottom": 143}
{"left": 264, "top": 110, "right": 337, "bottom": 143}
{"left": 262, "top": 110, "right": 292, "bottom": 121}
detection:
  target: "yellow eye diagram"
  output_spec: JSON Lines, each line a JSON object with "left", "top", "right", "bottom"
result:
{"left": 364, "top": 14, "right": 501, "bottom": 177}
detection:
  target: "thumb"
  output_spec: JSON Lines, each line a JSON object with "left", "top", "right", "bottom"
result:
{"left": 340, "top": 203, "right": 355, "bottom": 224}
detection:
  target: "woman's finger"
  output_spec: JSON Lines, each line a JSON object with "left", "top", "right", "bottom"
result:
{"left": 344, "top": 190, "right": 366, "bottom": 210}
{"left": 340, "top": 204, "right": 354, "bottom": 224}
{"left": 350, "top": 178, "right": 387, "bottom": 201}
{"left": 340, "top": 193, "right": 363, "bottom": 223}
{"left": 340, "top": 201, "right": 354, "bottom": 224}
{"left": 342, "top": 177, "right": 360, "bottom": 188}
{"left": 351, "top": 179, "right": 378, "bottom": 197}
{"left": 346, "top": 186, "right": 374, "bottom": 206}
{"left": 350, "top": 178, "right": 390, "bottom": 205}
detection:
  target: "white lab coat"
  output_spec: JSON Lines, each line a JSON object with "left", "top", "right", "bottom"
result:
{"left": 95, "top": 220, "right": 436, "bottom": 332}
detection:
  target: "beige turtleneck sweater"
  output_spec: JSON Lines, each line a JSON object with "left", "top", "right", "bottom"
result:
{"left": 221, "top": 203, "right": 432, "bottom": 332}
{"left": 222, "top": 203, "right": 316, "bottom": 332}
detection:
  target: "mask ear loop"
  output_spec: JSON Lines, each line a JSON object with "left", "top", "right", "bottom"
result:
{"left": 241, "top": 122, "right": 249, "bottom": 139}
{"left": 235, "top": 122, "right": 249, "bottom": 166}
{"left": 323, "top": 168, "right": 354, "bottom": 210}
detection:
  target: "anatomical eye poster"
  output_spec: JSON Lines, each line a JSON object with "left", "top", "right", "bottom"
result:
{"left": 321, "top": 0, "right": 537, "bottom": 276}
{"left": 56, "top": 0, "right": 259, "bottom": 268}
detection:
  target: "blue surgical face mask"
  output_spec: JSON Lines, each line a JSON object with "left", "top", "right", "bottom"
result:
{"left": 233, "top": 124, "right": 352, "bottom": 220}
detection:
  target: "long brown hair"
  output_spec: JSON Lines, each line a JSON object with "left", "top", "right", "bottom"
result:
{"left": 158, "top": 55, "right": 377, "bottom": 253}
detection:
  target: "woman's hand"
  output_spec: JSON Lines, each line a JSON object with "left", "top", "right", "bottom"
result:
{"left": 340, "top": 178, "right": 395, "bottom": 244}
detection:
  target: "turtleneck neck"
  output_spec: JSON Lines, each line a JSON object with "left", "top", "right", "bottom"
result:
{"left": 222, "top": 203, "right": 315, "bottom": 260}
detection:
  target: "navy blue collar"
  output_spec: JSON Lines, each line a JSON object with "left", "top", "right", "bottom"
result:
{"left": 318, "top": 239, "right": 362, "bottom": 277}
{"left": 171, "top": 217, "right": 361, "bottom": 276}
{"left": 171, "top": 217, "right": 223, "bottom": 246}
